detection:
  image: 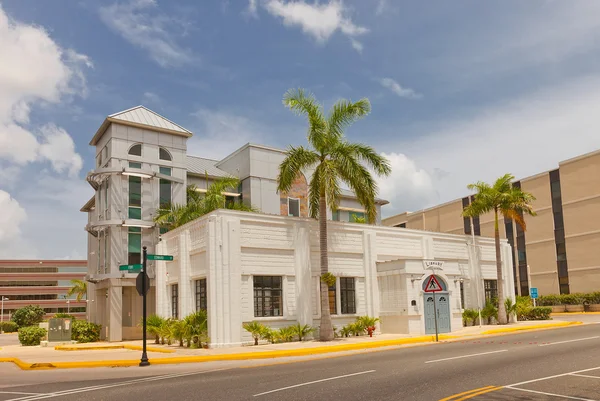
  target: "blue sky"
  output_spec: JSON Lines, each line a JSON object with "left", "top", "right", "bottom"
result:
{"left": 2, "top": 0, "right": 600, "bottom": 259}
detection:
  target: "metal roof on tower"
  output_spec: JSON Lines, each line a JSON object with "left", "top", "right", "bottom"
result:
{"left": 89, "top": 105, "right": 193, "bottom": 145}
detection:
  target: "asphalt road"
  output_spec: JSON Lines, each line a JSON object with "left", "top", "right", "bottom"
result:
{"left": 1, "top": 324, "right": 600, "bottom": 401}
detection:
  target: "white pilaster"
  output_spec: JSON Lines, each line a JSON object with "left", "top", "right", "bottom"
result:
{"left": 179, "top": 231, "right": 193, "bottom": 318}
{"left": 294, "top": 221, "right": 312, "bottom": 326}
{"left": 363, "top": 230, "right": 379, "bottom": 319}
{"left": 108, "top": 281, "right": 122, "bottom": 342}
{"left": 155, "top": 241, "right": 169, "bottom": 317}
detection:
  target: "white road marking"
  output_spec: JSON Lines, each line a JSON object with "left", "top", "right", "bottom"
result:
{"left": 505, "top": 386, "right": 597, "bottom": 401}
{"left": 571, "top": 373, "right": 600, "bottom": 380}
{"left": 508, "top": 366, "right": 600, "bottom": 387}
{"left": 0, "top": 393, "right": 44, "bottom": 396}
{"left": 253, "top": 370, "right": 376, "bottom": 397}
{"left": 539, "top": 336, "right": 600, "bottom": 347}
{"left": 424, "top": 349, "right": 507, "bottom": 364}
{"left": 5, "top": 368, "right": 228, "bottom": 401}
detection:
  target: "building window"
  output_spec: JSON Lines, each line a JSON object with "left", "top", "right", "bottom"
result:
{"left": 460, "top": 281, "right": 465, "bottom": 309}
{"left": 129, "top": 162, "right": 141, "bottom": 169}
{"left": 332, "top": 210, "right": 340, "bottom": 221}
{"left": 349, "top": 212, "right": 365, "bottom": 223}
{"left": 484, "top": 280, "right": 498, "bottom": 303}
{"left": 128, "top": 227, "right": 141, "bottom": 265}
{"left": 159, "top": 147, "right": 172, "bottom": 161}
{"left": 159, "top": 167, "right": 172, "bottom": 209}
{"left": 340, "top": 277, "right": 356, "bottom": 314}
{"left": 171, "top": 284, "right": 178, "bottom": 319}
{"left": 288, "top": 198, "right": 300, "bottom": 217}
{"left": 469, "top": 196, "right": 481, "bottom": 235}
{"left": 328, "top": 282, "right": 337, "bottom": 314}
{"left": 128, "top": 176, "right": 141, "bottom": 219}
{"left": 462, "top": 197, "right": 471, "bottom": 234}
{"left": 104, "top": 179, "right": 110, "bottom": 219}
{"left": 195, "top": 279, "right": 207, "bottom": 311}
{"left": 128, "top": 144, "right": 142, "bottom": 156}
{"left": 395, "top": 222, "right": 406, "bottom": 228}
{"left": 253, "top": 276, "right": 283, "bottom": 317}
{"left": 550, "top": 169, "right": 569, "bottom": 294}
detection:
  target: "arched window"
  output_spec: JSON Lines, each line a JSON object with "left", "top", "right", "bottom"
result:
{"left": 159, "top": 147, "right": 172, "bottom": 161}
{"left": 128, "top": 144, "right": 142, "bottom": 156}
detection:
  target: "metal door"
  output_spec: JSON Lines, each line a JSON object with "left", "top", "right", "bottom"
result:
{"left": 424, "top": 293, "right": 451, "bottom": 334}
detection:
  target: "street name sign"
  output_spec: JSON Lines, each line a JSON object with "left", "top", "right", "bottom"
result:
{"left": 424, "top": 275, "right": 443, "bottom": 293}
{"left": 119, "top": 264, "right": 142, "bottom": 272}
{"left": 147, "top": 254, "right": 173, "bottom": 261}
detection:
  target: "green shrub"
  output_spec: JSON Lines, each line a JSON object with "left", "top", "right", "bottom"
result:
{"left": 53, "top": 313, "right": 76, "bottom": 320}
{"left": 462, "top": 309, "right": 478, "bottom": 326}
{"left": 516, "top": 296, "right": 532, "bottom": 321}
{"left": 12, "top": 305, "right": 46, "bottom": 328}
{"left": 71, "top": 320, "right": 101, "bottom": 343}
{"left": 277, "top": 326, "right": 296, "bottom": 343}
{"left": 243, "top": 321, "right": 268, "bottom": 345}
{"left": 521, "top": 307, "right": 552, "bottom": 321}
{"left": 18, "top": 326, "right": 47, "bottom": 346}
{"left": 1, "top": 321, "right": 18, "bottom": 333}
{"left": 291, "top": 323, "right": 315, "bottom": 341}
{"left": 481, "top": 301, "right": 498, "bottom": 324}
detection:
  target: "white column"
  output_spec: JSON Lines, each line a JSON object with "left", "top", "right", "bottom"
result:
{"left": 178, "top": 231, "right": 193, "bottom": 318}
{"left": 155, "top": 241, "right": 169, "bottom": 317}
{"left": 107, "top": 281, "right": 122, "bottom": 342}
{"left": 502, "top": 243, "right": 516, "bottom": 301}
{"left": 363, "top": 230, "right": 379, "bottom": 319}
{"left": 294, "top": 221, "right": 312, "bottom": 326}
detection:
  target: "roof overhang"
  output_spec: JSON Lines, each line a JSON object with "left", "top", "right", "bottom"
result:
{"left": 89, "top": 117, "right": 193, "bottom": 146}
{"left": 80, "top": 196, "right": 95, "bottom": 212}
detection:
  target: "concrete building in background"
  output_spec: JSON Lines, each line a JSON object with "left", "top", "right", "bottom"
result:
{"left": 0, "top": 260, "right": 87, "bottom": 320}
{"left": 82, "top": 106, "right": 388, "bottom": 341}
{"left": 383, "top": 149, "right": 600, "bottom": 297}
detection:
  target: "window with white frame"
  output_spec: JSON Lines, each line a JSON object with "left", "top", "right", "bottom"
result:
{"left": 253, "top": 276, "right": 283, "bottom": 317}
{"left": 171, "top": 284, "right": 179, "bottom": 318}
{"left": 159, "top": 147, "right": 172, "bottom": 161}
{"left": 340, "top": 277, "right": 356, "bottom": 314}
{"left": 195, "top": 279, "right": 207, "bottom": 311}
{"left": 288, "top": 198, "right": 300, "bottom": 217}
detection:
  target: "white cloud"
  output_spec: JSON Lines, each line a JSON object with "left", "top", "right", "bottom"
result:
{"left": 37, "top": 125, "right": 83, "bottom": 177}
{"left": 187, "top": 108, "right": 269, "bottom": 159}
{"left": 375, "top": 0, "right": 387, "bottom": 16}
{"left": 99, "top": 0, "right": 193, "bottom": 68}
{"left": 263, "top": 0, "right": 367, "bottom": 50}
{"left": 378, "top": 75, "right": 600, "bottom": 216}
{"left": 378, "top": 78, "right": 421, "bottom": 99}
{"left": 246, "top": 0, "right": 258, "bottom": 17}
{"left": 0, "top": 191, "right": 27, "bottom": 243}
{"left": 142, "top": 91, "right": 161, "bottom": 105}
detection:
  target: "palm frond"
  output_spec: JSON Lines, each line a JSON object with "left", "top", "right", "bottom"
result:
{"left": 341, "top": 142, "right": 391, "bottom": 176}
{"left": 308, "top": 165, "right": 322, "bottom": 219}
{"left": 277, "top": 146, "right": 320, "bottom": 194}
{"left": 283, "top": 88, "right": 328, "bottom": 151}
{"left": 327, "top": 98, "right": 371, "bottom": 141}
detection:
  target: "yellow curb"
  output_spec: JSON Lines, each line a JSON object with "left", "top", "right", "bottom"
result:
{"left": 481, "top": 321, "right": 581, "bottom": 334}
{"left": 552, "top": 312, "right": 600, "bottom": 315}
{"left": 54, "top": 344, "right": 175, "bottom": 354}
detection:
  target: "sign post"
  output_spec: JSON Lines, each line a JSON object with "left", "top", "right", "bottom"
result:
{"left": 424, "top": 275, "right": 443, "bottom": 342}
{"left": 530, "top": 287, "right": 538, "bottom": 307}
{"left": 139, "top": 246, "right": 150, "bottom": 367}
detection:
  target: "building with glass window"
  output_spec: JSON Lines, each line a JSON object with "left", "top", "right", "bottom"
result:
{"left": 82, "top": 106, "right": 388, "bottom": 341}
{"left": 153, "top": 209, "right": 512, "bottom": 348}
{"left": 382, "top": 148, "right": 600, "bottom": 297}
{"left": 0, "top": 260, "right": 87, "bottom": 320}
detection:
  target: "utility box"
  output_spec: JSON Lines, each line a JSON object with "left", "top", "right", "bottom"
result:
{"left": 48, "top": 318, "right": 72, "bottom": 342}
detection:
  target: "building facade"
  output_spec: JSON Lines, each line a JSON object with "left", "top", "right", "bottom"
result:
{"left": 82, "top": 106, "right": 387, "bottom": 341}
{"left": 0, "top": 260, "right": 87, "bottom": 320}
{"left": 382, "top": 149, "right": 600, "bottom": 296}
{"left": 153, "top": 210, "right": 513, "bottom": 348}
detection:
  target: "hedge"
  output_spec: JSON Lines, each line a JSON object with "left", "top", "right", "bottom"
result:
{"left": 537, "top": 292, "right": 600, "bottom": 306}
{"left": 519, "top": 307, "right": 552, "bottom": 321}
{"left": 18, "top": 326, "right": 47, "bottom": 346}
{"left": 71, "top": 320, "right": 101, "bottom": 343}
{"left": 0, "top": 321, "right": 18, "bottom": 333}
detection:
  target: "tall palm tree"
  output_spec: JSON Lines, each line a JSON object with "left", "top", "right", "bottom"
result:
{"left": 66, "top": 279, "right": 87, "bottom": 301}
{"left": 462, "top": 173, "right": 536, "bottom": 324}
{"left": 277, "top": 89, "right": 391, "bottom": 341}
{"left": 154, "top": 178, "right": 256, "bottom": 231}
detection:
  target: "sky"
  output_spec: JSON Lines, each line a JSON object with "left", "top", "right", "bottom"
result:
{"left": 2, "top": 0, "right": 600, "bottom": 259}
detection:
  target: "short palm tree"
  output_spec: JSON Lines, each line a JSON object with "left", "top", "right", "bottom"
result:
{"left": 278, "top": 89, "right": 391, "bottom": 341}
{"left": 144, "top": 314, "right": 165, "bottom": 344}
{"left": 66, "top": 279, "right": 87, "bottom": 301}
{"left": 243, "top": 321, "right": 267, "bottom": 346}
{"left": 155, "top": 178, "right": 256, "bottom": 231}
{"left": 462, "top": 173, "right": 536, "bottom": 324}
{"left": 183, "top": 310, "right": 208, "bottom": 348}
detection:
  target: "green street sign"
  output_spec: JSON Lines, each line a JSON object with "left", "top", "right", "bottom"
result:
{"left": 119, "top": 264, "right": 143, "bottom": 271}
{"left": 147, "top": 254, "right": 173, "bottom": 261}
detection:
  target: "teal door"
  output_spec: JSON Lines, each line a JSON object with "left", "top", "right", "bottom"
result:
{"left": 424, "top": 293, "right": 451, "bottom": 334}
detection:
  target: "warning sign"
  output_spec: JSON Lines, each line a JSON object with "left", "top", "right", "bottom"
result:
{"left": 424, "top": 275, "right": 443, "bottom": 292}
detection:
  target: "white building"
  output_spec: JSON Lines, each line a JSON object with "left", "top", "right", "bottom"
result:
{"left": 82, "top": 106, "right": 388, "bottom": 341}
{"left": 155, "top": 209, "right": 514, "bottom": 348}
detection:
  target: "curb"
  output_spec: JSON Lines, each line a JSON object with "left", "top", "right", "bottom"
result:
{"left": 551, "top": 312, "right": 600, "bottom": 316}
{"left": 54, "top": 344, "right": 175, "bottom": 354}
{"left": 0, "top": 321, "right": 583, "bottom": 370}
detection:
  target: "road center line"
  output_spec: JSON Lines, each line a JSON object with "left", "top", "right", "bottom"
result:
{"left": 539, "top": 336, "right": 600, "bottom": 347}
{"left": 253, "top": 370, "right": 376, "bottom": 397}
{"left": 505, "top": 386, "right": 597, "bottom": 401}
{"left": 0, "top": 393, "right": 45, "bottom": 396}
{"left": 424, "top": 349, "right": 507, "bottom": 364}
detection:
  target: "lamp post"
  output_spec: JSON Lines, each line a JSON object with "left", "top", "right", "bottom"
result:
{"left": 1, "top": 297, "right": 8, "bottom": 334}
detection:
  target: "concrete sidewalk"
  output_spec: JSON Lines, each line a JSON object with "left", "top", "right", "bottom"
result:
{"left": 0, "top": 320, "right": 581, "bottom": 370}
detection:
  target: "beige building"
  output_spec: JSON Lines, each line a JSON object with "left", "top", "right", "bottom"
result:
{"left": 383, "top": 149, "right": 600, "bottom": 296}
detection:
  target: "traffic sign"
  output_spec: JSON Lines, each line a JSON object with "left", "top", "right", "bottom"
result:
{"left": 424, "top": 275, "right": 443, "bottom": 293}
{"left": 136, "top": 272, "right": 150, "bottom": 296}
{"left": 147, "top": 254, "right": 173, "bottom": 261}
{"left": 119, "top": 264, "right": 142, "bottom": 272}
{"left": 530, "top": 287, "right": 538, "bottom": 299}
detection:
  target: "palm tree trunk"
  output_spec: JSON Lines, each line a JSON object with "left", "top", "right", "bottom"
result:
{"left": 494, "top": 208, "right": 507, "bottom": 324}
{"left": 319, "top": 194, "right": 334, "bottom": 341}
